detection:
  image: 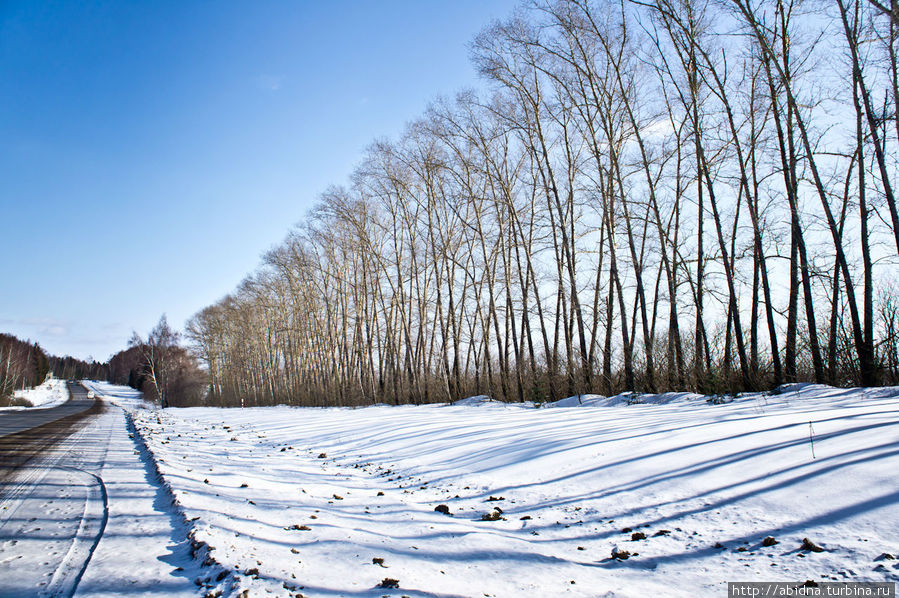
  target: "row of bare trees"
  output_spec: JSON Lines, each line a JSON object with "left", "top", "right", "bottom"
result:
{"left": 187, "top": 0, "right": 899, "bottom": 407}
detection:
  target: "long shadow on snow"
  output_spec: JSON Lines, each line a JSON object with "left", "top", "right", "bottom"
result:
{"left": 514, "top": 443, "right": 899, "bottom": 546}
{"left": 124, "top": 414, "right": 204, "bottom": 586}
{"left": 595, "top": 488, "right": 899, "bottom": 571}
{"left": 333, "top": 406, "right": 897, "bottom": 493}
{"left": 530, "top": 439, "right": 899, "bottom": 526}
{"left": 315, "top": 402, "right": 895, "bottom": 478}
{"left": 507, "top": 423, "right": 899, "bottom": 517}
{"left": 472, "top": 414, "right": 899, "bottom": 499}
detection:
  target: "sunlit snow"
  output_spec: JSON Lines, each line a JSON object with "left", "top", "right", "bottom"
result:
{"left": 75, "top": 382, "right": 899, "bottom": 597}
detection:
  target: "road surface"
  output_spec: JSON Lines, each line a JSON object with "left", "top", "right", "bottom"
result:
{"left": 0, "top": 381, "right": 96, "bottom": 437}
{"left": 0, "top": 382, "right": 98, "bottom": 472}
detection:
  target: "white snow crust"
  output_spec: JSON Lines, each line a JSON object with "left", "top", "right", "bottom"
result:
{"left": 82, "top": 380, "right": 148, "bottom": 410}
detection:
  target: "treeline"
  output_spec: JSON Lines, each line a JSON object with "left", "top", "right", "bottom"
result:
{"left": 187, "top": 0, "right": 899, "bottom": 407}
{"left": 3, "top": 322, "right": 207, "bottom": 409}
{"left": 107, "top": 316, "right": 207, "bottom": 407}
{"left": 0, "top": 332, "right": 106, "bottom": 403}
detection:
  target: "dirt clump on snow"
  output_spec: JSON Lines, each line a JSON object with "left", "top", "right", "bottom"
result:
{"left": 377, "top": 577, "right": 400, "bottom": 588}
{"left": 611, "top": 547, "right": 631, "bottom": 560}
{"left": 481, "top": 507, "right": 505, "bottom": 521}
{"left": 801, "top": 538, "right": 824, "bottom": 552}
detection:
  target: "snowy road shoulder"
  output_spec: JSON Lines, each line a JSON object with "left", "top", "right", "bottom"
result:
{"left": 130, "top": 385, "right": 899, "bottom": 597}
{"left": 72, "top": 405, "right": 207, "bottom": 598}
{"left": 0, "top": 383, "right": 205, "bottom": 598}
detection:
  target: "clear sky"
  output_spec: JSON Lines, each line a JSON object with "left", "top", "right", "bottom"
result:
{"left": 0, "top": 1, "right": 520, "bottom": 362}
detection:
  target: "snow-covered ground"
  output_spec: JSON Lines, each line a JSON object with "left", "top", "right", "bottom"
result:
{"left": 2, "top": 378, "right": 70, "bottom": 410}
{"left": 123, "top": 384, "right": 899, "bottom": 597}
{"left": 82, "top": 380, "right": 148, "bottom": 411}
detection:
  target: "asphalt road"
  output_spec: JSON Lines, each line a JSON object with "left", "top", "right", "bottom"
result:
{"left": 0, "top": 382, "right": 100, "bottom": 487}
{"left": 0, "top": 382, "right": 96, "bottom": 438}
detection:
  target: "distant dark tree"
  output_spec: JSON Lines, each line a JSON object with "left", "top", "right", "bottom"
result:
{"left": 31, "top": 343, "right": 50, "bottom": 383}
{"left": 165, "top": 347, "right": 209, "bottom": 407}
{"left": 128, "top": 315, "right": 207, "bottom": 407}
{"left": 107, "top": 345, "right": 145, "bottom": 387}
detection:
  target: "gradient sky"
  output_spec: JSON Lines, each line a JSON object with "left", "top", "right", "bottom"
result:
{"left": 0, "top": 1, "right": 520, "bottom": 362}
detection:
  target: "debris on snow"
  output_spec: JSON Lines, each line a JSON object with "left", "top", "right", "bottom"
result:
{"left": 611, "top": 547, "right": 631, "bottom": 560}
{"left": 377, "top": 577, "right": 400, "bottom": 588}
{"left": 801, "top": 538, "right": 824, "bottom": 553}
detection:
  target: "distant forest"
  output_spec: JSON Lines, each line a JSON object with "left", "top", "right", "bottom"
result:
{"left": 181, "top": 0, "right": 899, "bottom": 408}
{"left": 0, "top": 325, "right": 206, "bottom": 409}
{"left": 0, "top": 333, "right": 106, "bottom": 404}
{"left": 0, "top": 321, "right": 206, "bottom": 409}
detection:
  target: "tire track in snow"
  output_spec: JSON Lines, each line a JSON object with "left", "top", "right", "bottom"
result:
{"left": 40, "top": 467, "right": 109, "bottom": 598}
{"left": 0, "top": 390, "right": 110, "bottom": 598}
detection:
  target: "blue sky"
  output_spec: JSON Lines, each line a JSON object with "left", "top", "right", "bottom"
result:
{"left": 0, "top": 1, "right": 519, "bottom": 361}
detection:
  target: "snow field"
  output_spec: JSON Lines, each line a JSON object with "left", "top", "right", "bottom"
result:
{"left": 129, "top": 385, "right": 899, "bottom": 597}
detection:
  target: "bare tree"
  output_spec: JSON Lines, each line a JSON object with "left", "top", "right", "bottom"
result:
{"left": 130, "top": 315, "right": 181, "bottom": 408}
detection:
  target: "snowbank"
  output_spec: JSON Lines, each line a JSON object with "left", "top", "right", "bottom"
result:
{"left": 543, "top": 390, "right": 708, "bottom": 408}
{"left": 2, "top": 378, "right": 70, "bottom": 410}
{"left": 450, "top": 394, "right": 502, "bottom": 407}
{"left": 124, "top": 384, "right": 899, "bottom": 596}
